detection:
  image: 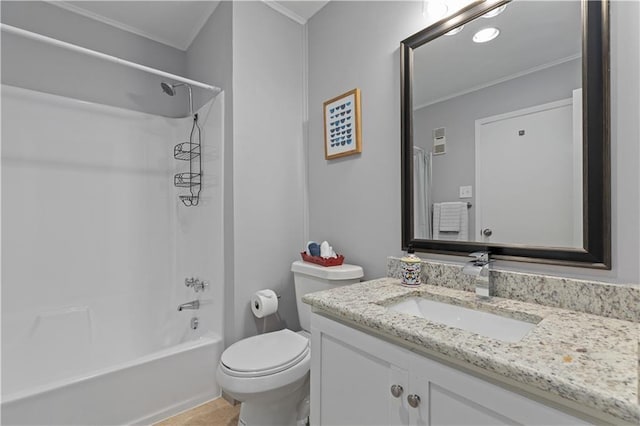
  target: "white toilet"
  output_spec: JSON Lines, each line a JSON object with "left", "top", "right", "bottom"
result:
{"left": 216, "top": 260, "right": 363, "bottom": 426}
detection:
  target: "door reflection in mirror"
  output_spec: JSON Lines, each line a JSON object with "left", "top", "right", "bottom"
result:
{"left": 411, "top": 0, "right": 582, "bottom": 247}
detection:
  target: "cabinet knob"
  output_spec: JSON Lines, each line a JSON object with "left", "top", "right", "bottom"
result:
{"left": 390, "top": 384, "right": 403, "bottom": 398}
{"left": 407, "top": 394, "right": 421, "bottom": 408}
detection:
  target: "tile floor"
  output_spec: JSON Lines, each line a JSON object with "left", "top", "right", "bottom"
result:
{"left": 155, "top": 398, "right": 240, "bottom": 426}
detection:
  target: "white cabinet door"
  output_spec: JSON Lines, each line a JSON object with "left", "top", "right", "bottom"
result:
{"left": 408, "top": 353, "right": 590, "bottom": 426}
{"left": 311, "top": 314, "right": 594, "bottom": 426}
{"left": 310, "top": 314, "right": 410, "bottom": 426}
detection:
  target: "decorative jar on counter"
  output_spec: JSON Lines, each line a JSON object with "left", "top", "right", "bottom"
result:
{"left": 401, "top": 245, "right": 421, "bottom": 286}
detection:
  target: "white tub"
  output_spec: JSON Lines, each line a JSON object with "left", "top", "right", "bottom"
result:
{"left": 1, "top": 85, "right": 225, "bottom": 425}
{"left": 1, "top": 333, "right": 222, "bottom": 425}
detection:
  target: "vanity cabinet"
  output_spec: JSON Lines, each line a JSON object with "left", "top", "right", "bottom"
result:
{"left": 310, "top": 312, "right": 410, "bottom": 425}
{"left": 310, "top": 312, "right": 590, "bottom": 426}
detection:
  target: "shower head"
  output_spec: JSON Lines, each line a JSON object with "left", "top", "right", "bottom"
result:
{"left": 160, "top": 82, "right": 194, "bottom": 116}
{"left": 161, "top": 82, "right": 175, "bottom": 96}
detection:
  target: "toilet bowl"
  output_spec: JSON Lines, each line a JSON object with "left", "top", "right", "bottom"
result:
{"left": 216, "top": 261, "right": 363, "bottom": 426}
{"left": 216, "top": 329, "right": 311, "bottom": 425}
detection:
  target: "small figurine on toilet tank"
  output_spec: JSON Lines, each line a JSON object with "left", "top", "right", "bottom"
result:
{"left": 401, "top": 245, "right": 422, "bottom": 286}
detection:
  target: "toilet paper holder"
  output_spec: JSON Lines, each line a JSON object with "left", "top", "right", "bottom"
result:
{"left": 251, "top": 290, "right": 284, "bottom": 333}
{"left": 251, "top": 293, "right": 281, "bottom": 308}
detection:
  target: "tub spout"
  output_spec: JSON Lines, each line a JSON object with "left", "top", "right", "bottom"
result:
{"left": 178, "top": 300, "right": 200, "bottom": 311}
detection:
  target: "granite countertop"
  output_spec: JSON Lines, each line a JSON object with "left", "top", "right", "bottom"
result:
{"left": 303, "top": 278, "right": 639, "bottom": 424}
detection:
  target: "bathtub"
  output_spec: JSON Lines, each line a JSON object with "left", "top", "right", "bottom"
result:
{"left": 1, "top": 85, "right": 226, "bottom": 425}
{"left": 1, "top": 332, "right": 222, "bottom": 425}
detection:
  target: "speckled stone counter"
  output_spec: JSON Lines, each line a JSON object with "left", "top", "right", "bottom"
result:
{"left": 303, "top": 278, "right": 640, "bottom": 424}
{"left": 387, "top": 257, "right": 640, "bottom": 322}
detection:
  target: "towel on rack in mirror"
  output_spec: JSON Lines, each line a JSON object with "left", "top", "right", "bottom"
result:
{"left": 438, "top": 202, "right": 464, "bottom": 232}
{"left": 433, "top": 202, "right": 469, "bottom": 241}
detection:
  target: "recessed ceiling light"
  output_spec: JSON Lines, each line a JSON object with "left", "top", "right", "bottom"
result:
{"left": 473, "top": 27, "right": 500, "bottom": 43}
{"left": 424, "top": 1, "right": 448, "bottom": 19}
{"left": 445, "top": 25, "right": 464, "bottom": 36}
{"left": 482, "top": 4, "right": 507, "bottom": 19}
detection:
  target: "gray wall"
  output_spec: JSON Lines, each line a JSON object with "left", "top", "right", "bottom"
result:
{"left": 414, "top": 58, "right": 581, "bottom": 239}
{"left": 231, "top": 1, "right": 305, "bottom": 340}
{"left": 308, "top": 2, "right": 436, "bottom": 280}
{"left": 0, "top": 1, "right": 185, "bottom": 72}
{"left": 186, "top": 1, "right": 236, "bottom": 346}
{"left": 187, "top": 1, "right": 305, "bottom": 343}
{"left": 1, "top": 1, "right": 188, "bottom": 117}
{"left": 307, "top": 1, "right": 640, "bottom": 284}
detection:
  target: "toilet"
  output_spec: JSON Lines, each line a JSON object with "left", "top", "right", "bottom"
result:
{"left": 216, "top": 260, "right": 363, "bottom": 426}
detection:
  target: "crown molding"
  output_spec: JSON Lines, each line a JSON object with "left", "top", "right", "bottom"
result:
{"left": 261, "top": 1, "right": 307, "bottom": 25}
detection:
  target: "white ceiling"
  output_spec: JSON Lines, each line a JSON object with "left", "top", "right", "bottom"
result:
{"left": 413, "top": 0, "right": 582, "bottom": 108}
{"left": 50, "top": 1, "right": 329, "bottom": 51}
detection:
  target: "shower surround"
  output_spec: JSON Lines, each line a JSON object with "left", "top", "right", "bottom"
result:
{"left": 1, "top": 84, "right": 225, "bottom": 424}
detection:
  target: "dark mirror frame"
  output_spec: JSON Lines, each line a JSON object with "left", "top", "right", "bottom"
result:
{"left": 401, "top": 0, "right": 610, "bottom": 269}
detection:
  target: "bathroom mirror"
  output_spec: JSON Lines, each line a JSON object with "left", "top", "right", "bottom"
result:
{"left": 401, "top": 0, "right": 610, "bottom": 268}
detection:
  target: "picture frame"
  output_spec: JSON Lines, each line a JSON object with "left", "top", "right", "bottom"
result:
{"left": 323, "top": 88, "right": 362, "bottom": 160}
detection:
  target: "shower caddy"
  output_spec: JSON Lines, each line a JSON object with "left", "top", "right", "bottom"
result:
{"left": 174, "top": 113, "right": 202, "bottom": 207}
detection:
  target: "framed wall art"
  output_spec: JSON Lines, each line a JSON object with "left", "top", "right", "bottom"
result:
{"left": 323, "top": 88, "right": 362, "bottom": 160}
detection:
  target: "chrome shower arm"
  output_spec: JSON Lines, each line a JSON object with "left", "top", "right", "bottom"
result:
{"left": 172, "top": 83, "right": 193, "bottom": 116}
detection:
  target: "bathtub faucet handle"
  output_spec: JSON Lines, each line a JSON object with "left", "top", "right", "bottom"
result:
{"left": 184, "top": 277, "right": 208, "bottom": 292}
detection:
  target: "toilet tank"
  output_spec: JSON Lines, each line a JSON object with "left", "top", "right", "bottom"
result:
{"left": 291, "top": 260, "right": 364, "bottom": 332}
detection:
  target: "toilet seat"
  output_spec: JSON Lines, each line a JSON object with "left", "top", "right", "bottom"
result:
{"left": 220, "top": 329, "right": 310, "bottom": 378}
{"left": 216, "top": 329, "right": 311, "bottom": 400}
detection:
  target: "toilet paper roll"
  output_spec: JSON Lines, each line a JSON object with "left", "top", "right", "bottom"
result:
{"left": 251, "top": 289, "right": 279, "bottom": 318}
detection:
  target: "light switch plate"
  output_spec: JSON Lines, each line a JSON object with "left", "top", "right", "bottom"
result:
{"left": 459, "top": 185, "right": 472, "bottom": 199}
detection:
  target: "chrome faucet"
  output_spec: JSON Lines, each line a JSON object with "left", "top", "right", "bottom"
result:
{"left": 177, "top": 300, "right": 200, "bottom": 311}
{"left": 462, "top": 251, "right": 493, "bottom": 299}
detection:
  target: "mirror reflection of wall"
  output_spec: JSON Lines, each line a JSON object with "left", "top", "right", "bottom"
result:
{"left": 411, "top": 0, "right": 583, "bottom": 248}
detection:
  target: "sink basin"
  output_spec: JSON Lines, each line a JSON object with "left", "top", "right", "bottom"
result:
{"left": 387, "top": 297, "right": 537, "bottom": 343}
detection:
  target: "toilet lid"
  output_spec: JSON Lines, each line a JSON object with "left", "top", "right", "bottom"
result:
{"left": 221, "top": 329, "right": 309, "bottom": 377}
